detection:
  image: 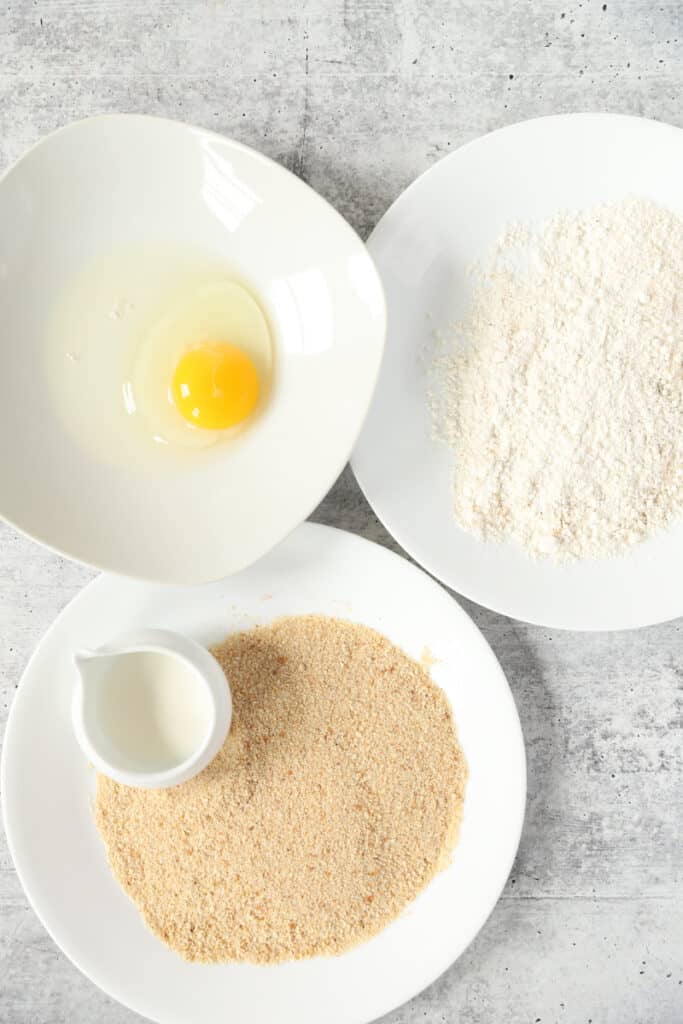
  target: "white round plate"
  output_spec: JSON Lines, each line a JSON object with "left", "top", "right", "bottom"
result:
{"left": 2, "top": 523, "right": 525, "bottom": 1024}
{"left": 0, "top": 115, "right": 385, "bottom": 583}
{"left": 351, "top": 113, "right": 683, "bottom": 631}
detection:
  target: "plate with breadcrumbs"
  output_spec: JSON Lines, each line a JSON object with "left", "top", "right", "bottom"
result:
{"left": 352, "top": 113, "right": 683, "bottom": 630}
{"left": 2, "top": 522, "right": 525, "bottom": 1024}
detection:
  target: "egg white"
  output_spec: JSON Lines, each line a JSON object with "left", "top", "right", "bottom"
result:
{"left": 46, "top": 245, "right": 272, "bottom": 468}
{"left": 129, "top": 279, "right": 272, "bottom": 450}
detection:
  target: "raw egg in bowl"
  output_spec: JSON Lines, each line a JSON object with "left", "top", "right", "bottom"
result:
{"left": 48, "top": 252, "right": 274, "bottom": 459}
{"left": 0, "top": 115, "right": 385, "bottom": 582}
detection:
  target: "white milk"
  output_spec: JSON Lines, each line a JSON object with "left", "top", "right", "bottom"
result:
{"left": 94, "top": 651, "right": 212, "bottom": 773}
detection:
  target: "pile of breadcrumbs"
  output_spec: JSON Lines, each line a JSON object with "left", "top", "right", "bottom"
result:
{"left": 95, "top": 615, "right": 466, "bottom": 963}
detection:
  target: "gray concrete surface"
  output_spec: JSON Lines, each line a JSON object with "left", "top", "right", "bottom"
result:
{"left": 0, "top": 1, "right": 681, "bottom": 1022}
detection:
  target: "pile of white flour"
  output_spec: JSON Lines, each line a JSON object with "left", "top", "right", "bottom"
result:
{"left": 430, "top": 197, "right": 683, "bottom": 560}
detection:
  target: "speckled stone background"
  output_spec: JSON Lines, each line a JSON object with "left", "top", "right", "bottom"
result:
{"left": 0, "top": 2, "right": 681, "bottom": 1022}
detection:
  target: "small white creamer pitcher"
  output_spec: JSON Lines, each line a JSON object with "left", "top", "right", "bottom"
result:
{"left": 72, "top": 628, "right": 232, "bottom": 789}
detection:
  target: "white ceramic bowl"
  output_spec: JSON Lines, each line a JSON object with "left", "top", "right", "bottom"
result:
{"left": 0, "top": 115, "right": 386, "bottom": 582}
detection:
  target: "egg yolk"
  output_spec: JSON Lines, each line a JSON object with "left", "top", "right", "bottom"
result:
{"left": 171, "top": 342, "right": 260, "bottom": 430}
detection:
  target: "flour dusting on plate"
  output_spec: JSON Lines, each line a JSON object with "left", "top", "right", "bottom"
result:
{"left": 430, "top": 197, "right": 683, "bottom": 560}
